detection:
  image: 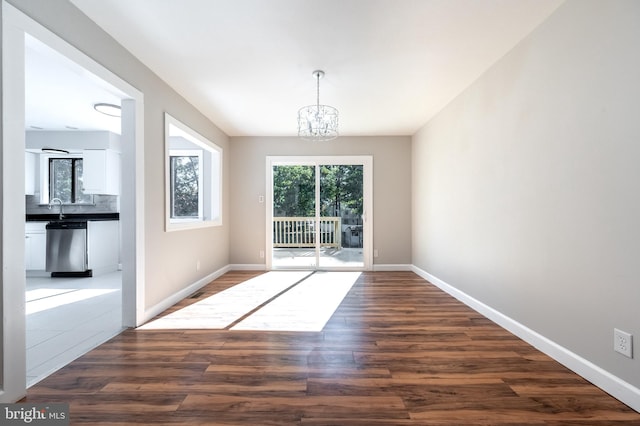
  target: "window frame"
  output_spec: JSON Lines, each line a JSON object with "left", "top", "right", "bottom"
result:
{"left": 40, "top": 153, "right": 94, "bottom": 205}
{"left": 164, "top": 113, "right": 223, "bottom": 232}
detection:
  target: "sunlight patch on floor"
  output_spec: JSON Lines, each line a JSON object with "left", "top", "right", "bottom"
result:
{"left": 232, "top": 271, "right": 361, "bottom": 332}
{"left": 26, "top": 287, "right": 78, "bottom": 302}
{"left": 138, "top": 271, "right": 312, "bottom": 330}
{"left": 26, "top": 288, "right": 118, "bottom": 315}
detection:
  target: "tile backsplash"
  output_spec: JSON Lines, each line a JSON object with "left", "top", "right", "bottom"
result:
{"left": 26, "top": 194, "right": 118, "bottom": 215}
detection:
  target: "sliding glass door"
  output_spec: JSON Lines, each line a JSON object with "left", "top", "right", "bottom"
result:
{"left": 267, "top": 156, "right": 372, "bottom": 271}
{"left": 271, "top": 164, "right": 317, "bottom": 268}
{"left": 318, "top": 164, "right": 364, "bottom": 268}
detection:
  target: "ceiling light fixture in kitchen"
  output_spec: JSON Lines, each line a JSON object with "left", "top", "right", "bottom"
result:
{"left": 93, "top": 102, "right": 121, "bottom": 117}
{"left": 42, "top": 147, "right": 69, "bottom": 155}
{"left": 297, "top": 70, "right": 338, "bottom": 141}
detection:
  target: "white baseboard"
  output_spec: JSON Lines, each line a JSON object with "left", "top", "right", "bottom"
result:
{"left": 225, "top": 263, "right": 415, "bottom": 272}
{"left": 373, "top": 263, "right": 413, "bottom": 271}
{"left": 142, "top": 264, "right": 231, "bottom": 324}
{"left": 26, "top": 270, "right": 50, "bottom": 278}
{"left": 229, "top": 263, "right": 412, "bottom": 272}
{"left": 411, "top": 265, "right": 640, "bottom": 413}
{"left": 229, "top": 263, "right": 267, "bottom": 271}
{"left": 91, "top": 264, "right": 119, "bottom": 276}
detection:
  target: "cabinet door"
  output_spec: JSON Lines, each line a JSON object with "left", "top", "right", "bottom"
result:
{"left": 29, "top": 233, "right": 47, "bottom": 270}
{"left": 83, "top": 149, "right": 120, "bottom": 195}
{"left": 25, "top": 223, "right": 47, "bottom": 270}
{"left": 25, "top": 151, "right": 37, "bottom": 195}
{"left": 87, "top": 221, "right": 120, "bottom": 275}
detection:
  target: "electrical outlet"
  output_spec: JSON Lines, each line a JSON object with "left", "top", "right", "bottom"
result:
{"left": 373, "top": 249, "right": 379, "bottom": 258}
{"left": 614, "top": 328, "right": 633, "bottom": 358}
{"left": 196, "top": 260, "right": 201, "bottom": 271}
{"left": 259, "top": 250, "right": 265, "bottom": 259}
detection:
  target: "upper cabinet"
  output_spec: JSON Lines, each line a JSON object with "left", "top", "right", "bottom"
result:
{"left": 24, "top": 131, "right": 122, "bottom": 198}
{"left": 83, "top": 149, "right": 120, "bottom": 195}
{"left": 25, "top": 151, "right": 37, "bottom": 195}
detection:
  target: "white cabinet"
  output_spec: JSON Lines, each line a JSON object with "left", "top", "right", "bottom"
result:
{"left": 83, "top": 149, "right": 120, "bottom": 195}
{"left": 25, "top": 220, "right": 120, "bottom": 275}
{"left": 25, "top": 151, "right": 36, "bottom": 195}
{"left": 87, "top": 220, "right": 120, "bottom": 275}
{"left": 25, "top": 222, "right": 47, "bottom": 270}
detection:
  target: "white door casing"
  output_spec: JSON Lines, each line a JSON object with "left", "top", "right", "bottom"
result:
{"left": 1, "top": 2, "right": 145, "bottom": 402}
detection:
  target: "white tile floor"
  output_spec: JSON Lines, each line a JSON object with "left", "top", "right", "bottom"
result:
{"left": 26, "top": 271, "right": 124, "bottom": 387}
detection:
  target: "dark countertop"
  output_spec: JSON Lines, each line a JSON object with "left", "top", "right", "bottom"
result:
{"left": 26, "top": 213, "right": 119, "bottom": 222}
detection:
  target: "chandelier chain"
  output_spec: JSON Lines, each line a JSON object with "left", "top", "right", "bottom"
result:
{"left": 316, "top": 72, "right": 320, "bottom": 109}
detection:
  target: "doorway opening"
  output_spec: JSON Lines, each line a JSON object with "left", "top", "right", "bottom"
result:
{"left": 266, "top": 156, "right": 373, "bottom": 271}
{"left": 23, "top": 33, "right": 125, "bottom": 386}
{"left": 2, "top": 3, "right": 145, "bottom": 401}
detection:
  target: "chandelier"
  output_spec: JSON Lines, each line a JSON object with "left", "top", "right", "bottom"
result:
{"left": 297, "top": 70, "right": 339, "bottom": 141}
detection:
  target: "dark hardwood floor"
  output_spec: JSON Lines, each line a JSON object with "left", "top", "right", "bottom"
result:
{"left": 24, "top": 271, "right": 640, "bottom": 425}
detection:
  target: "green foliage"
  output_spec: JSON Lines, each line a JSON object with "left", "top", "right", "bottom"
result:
{"left": 273, "top": 165, "right": 315, "bottom": 216}
{"left": 73, "top": 159, "right": 93, "bottom": 204}
{"left": 171, "top": 155, "right": 199, "bottom": 217}
{"left": 50, "top": 159, "right": 72, "bottom": 203}
{"left": 272, "top": 164, "right": 363, "bottom": 218}
{"left": 49, "top": 158, "right": 93, "bottom": 204}
{"left": 320, "top": 165, "right": 363, "bottom": 216}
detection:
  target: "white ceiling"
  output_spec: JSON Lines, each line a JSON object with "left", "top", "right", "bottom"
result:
{"left": 25, "top": 34, "right": 125, "bottom": 134}
{"left": 41, "top": 0, "right": 564, "bottom": 137}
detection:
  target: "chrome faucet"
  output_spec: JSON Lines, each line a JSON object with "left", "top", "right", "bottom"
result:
{"left": 49, "top": 198, "right": 64, "bottom": 220}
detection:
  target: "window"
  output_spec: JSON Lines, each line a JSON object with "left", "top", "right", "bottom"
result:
{"left": 170, "top": 150, "right": 203, "bottom": 220}
{"left": 165, "top": 113, "right": 222, "bottom": 231}
{"left": 49, "top": 158, "right": 93, "bottom": 204}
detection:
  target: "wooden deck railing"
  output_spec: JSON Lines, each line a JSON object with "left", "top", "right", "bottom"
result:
{"left": 273, "top": 217, "right": 341, "bottom": 248}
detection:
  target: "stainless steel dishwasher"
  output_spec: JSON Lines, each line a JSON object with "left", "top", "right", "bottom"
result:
{"left": 46, "top": 221, "right": 92, "bottom": 277}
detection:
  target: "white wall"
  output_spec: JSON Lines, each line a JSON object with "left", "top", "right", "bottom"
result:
{"left": 3, "top": 0, "right": 231, "bottom": 315}
{"left": 412, "top": 0, "right": 640, "bottom": 406}
{"left": 229, "top": 136, "right": 412, "bottom": 268}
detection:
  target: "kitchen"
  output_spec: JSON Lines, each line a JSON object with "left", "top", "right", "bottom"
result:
{"left": 23, "top": 33, "right": 125, "bottom": 386}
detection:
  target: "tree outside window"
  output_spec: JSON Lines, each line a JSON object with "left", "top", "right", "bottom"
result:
{"left": 49, "top": 158, "right": 93, "bottom": 204}
{"left": 272, "top": 165, "right": 315, "bottom": 217}
{"left": 272, "top": 164, "right": 363, "bottom": 219}
{"left": 170, "top": 153, "right": 201, "bottom": 219}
